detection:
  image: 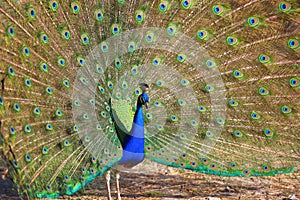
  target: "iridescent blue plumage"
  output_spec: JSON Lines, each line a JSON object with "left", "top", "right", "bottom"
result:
{"left": 111, "top": 90, "right": 149, "bottom": 166}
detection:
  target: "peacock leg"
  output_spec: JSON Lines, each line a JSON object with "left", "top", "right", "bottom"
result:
{"left": 115, "top": 170, "right": 122, "bottom": 200}
{"left": 105, "top": 170, "right": 112, "bottom": 200}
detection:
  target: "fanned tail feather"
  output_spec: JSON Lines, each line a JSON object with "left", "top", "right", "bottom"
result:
{"left": 0, "top": 0, "right": 299, "bottom": 199}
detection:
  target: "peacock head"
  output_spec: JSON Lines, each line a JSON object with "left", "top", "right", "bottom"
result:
{"left": 140, "top": 83, "right": 149, "bottom": 93}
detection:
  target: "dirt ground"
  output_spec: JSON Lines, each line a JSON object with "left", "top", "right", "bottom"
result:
{"left": 0, "top": 161, "right": 299, "bottom": 200}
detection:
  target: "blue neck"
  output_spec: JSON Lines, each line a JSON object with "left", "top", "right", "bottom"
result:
{"left": 133, "top": 105, "right": 144, "bottom": 128}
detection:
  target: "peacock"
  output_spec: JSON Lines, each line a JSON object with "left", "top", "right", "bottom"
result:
{"left": 0, "top": 0, "right": 299, "bottom": 199}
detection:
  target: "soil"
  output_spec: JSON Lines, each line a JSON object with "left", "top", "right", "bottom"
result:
{"left": 0, "top": 161, "right": 299, "bottom": 200}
